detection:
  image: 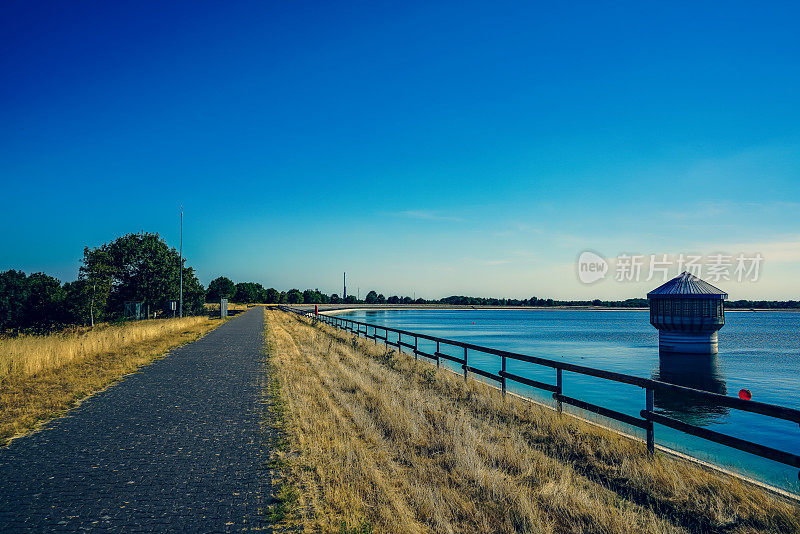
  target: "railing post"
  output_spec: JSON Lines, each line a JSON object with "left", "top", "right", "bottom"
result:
{"left": 646, "top": 387, "right": 654, "bottom": 455}
{"left": 414, "top": 336, "right": 418, "bottom": 360}
{"left": 463, "top": 347, "right": 468, "bottom": 382}
{"left": 436, "top": 341, "right": 440, "bottom": 368}
{"left": 556, "top": 368, "right": 563, "bottom": 414}
{"left": 501, "top": 355, "right": 507, "bottom": 397}
{"left": 397, "top": 333, "right": 402, "bottom": 354}
{"left": 384, "top": 328, "right": 388, "bottom": 348}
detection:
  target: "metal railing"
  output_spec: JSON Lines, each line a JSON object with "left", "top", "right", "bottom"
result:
{"left": 279, "top": 306, "right": 800, "bottom": 479}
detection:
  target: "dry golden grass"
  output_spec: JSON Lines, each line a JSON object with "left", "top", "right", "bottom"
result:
{"left": 264, "top": 309, "right": 800, "bottom": 533}
{"left": 0, "top": 316, "right": 221, "bottom": 445}
{"left": 204, "top": 302, "right": 250, "bottom": 312}
{"left": 1, "top": 316, "right": 213, "bottom": 379}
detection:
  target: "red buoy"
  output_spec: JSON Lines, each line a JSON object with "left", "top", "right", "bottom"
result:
{"left": 739, "top": 389, "right": 752, "bottom": 400}
{"left": 315, "top": 305, "right": 318, "bottom": 315}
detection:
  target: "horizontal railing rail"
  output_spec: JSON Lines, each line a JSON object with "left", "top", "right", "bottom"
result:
{"left": 278, "top": 306, "right": 800, "bottom": 478}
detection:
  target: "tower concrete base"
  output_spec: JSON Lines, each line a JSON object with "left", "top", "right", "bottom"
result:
{"left": 658, "top": 331, "right": 719, "bottom": 355}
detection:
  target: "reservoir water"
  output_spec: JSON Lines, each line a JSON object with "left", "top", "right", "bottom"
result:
{"left": 338, "top": 308, "right": 800, "bottom": 493}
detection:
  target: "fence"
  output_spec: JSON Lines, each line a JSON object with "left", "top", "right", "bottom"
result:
{"left": 279, "top": 306, "right": 800, "bottom": 480}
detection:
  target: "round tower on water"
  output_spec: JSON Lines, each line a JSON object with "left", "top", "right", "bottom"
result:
{"left": 647, "top": 272, "right": 727, "bottom": 354}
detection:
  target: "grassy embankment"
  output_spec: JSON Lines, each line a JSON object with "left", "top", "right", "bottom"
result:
{"left": 263, "top": 308, "right": 800, "bottom": 533}
{"left": 0, "top": 316, "right": 221, "bottom": 446}
{"left": 204, "top": 301, "right": 251, "bottom": 313}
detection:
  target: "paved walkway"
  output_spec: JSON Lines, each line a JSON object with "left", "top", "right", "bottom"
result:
{"left": 0, "top": 308, "right": 270, "bottom": 532}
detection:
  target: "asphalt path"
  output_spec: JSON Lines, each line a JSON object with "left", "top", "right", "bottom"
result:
{"left": 0, "top": 308, "right": 269, "bottom": 532}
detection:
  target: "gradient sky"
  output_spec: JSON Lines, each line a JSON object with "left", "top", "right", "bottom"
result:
{"left": 2, "top": 1, "right": 799, "bottom": 300}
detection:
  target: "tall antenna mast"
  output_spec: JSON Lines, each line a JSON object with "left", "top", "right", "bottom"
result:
{"left": 179, "top": 206, "right": 183, "bottom": 318}
{"left": 343, "top": 272, "right": 346, "bottom": 300}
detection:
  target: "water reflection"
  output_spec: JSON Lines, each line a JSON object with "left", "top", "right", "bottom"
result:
{"left": 652, "top": 351, "right": 728, "bottom": 425}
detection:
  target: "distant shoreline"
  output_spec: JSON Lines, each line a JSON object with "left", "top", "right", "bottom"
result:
{"left": 279, "top": 304, "right": 800, "bottom": 315}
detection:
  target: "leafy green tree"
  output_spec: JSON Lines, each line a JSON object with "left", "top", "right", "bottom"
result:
{"left": 264, "top": 288, "right": 280, "bottom": 303}
{"left": 22, "top": 273, "right": 65, "bottom": 331}
{"left": 376, "top": 293, "right": 386, "bottom": 304}
{"left": 364, "top": 290, "right": 378, "bottom": 304}
{"left": 344, "top": 295, "right": 357, "bottom": 304}
{"left": 82, "top": 233, "right": 204, "bottom": 318}
{"left": 0, "top": 270, "right": 29, "bottom": 332}
{"left": 302, "top": 289, "right": 329, "bottom": 304}
{"left": 0, "top": 271, "right": 68, "bottom": 331}
{"left": 387, "top": 295, "right": 399, "bottom": 304}
{"left": 63, "top": 279, "right": 92, "bottom": 326}
{"left": 78, "top": 246, "right": 114, "bottom": 324}
{"left": 234, "top": 282, "right": 265, "bottom": 303}
{"left": 330, "top": 293, "right": 340, "bottom": 304}
{"left": 286, "top": 288, "right": 303, "bottom": 304}
{"left": 180, "top": 266, "right": 207, "bottom": 315}
{"left": 207, "top": 276, "right": 236, "bottom": 302}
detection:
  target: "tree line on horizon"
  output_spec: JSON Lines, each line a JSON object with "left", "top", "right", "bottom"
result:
{"left": 2, "top": 233, "right": 797, "bottom": 334}
{"left": 204, "top": 277, "right": 800, "bottom": 310}
{"left": 208, "top": 277, "right": 647, "bottom": 307}
{"left": 0, "top": 233, "right": 204, "bottom": 333}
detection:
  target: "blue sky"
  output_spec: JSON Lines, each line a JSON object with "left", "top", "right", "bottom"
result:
{"left": 2, "top": 1, "right": 798, "bottom": 299}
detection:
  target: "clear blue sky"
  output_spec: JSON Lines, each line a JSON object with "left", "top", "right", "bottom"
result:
{"left": 2, "top": 1, "right": 798, "bottom": 299}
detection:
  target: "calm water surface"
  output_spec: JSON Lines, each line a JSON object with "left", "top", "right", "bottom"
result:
{"left": 338, "top": 309, "right": 800, "bottom": 492}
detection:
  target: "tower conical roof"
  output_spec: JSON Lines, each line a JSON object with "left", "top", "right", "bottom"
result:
{"left": 647, "top": 272, "right": 727, "bottom": 299}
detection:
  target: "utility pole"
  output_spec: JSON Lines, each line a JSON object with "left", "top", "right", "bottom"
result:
{"left": 179, "top": 206, "right": 183, "bottom": 318}
{"left": 90, "top": 283, "right": 95, "bottom": 327}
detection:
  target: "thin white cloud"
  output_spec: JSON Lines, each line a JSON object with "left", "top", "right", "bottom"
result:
{"left": 696, "top": 236, "right": 800, "bottom": 264}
